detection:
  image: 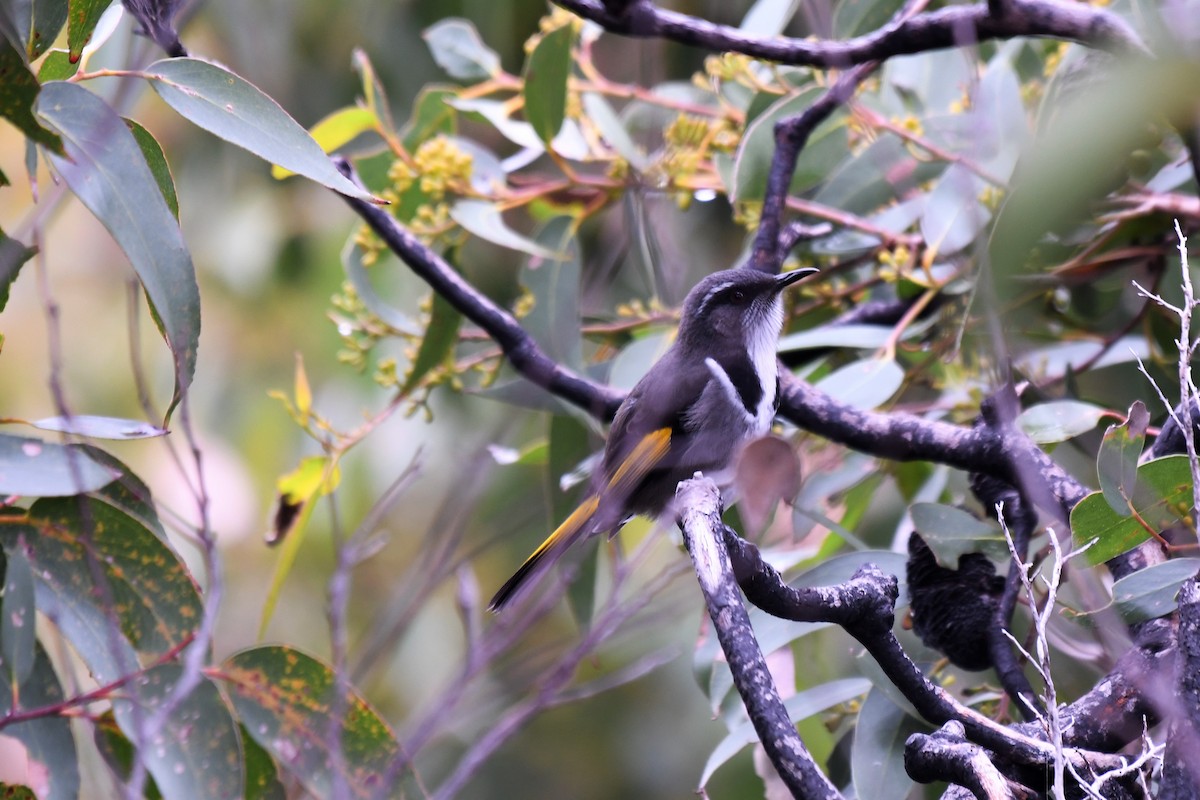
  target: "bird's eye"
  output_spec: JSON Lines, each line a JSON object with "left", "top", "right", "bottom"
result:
{"left": 731, "top": 289, "right": 746, "bottom": 303}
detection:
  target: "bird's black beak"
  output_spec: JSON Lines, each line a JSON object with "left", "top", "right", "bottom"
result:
{"left": 774, "top": 267, "right": 818, "bottom": 291}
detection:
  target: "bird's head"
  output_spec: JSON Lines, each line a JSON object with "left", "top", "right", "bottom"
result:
{"left": 677, "top": 267, "right": 816, "bottom": 350}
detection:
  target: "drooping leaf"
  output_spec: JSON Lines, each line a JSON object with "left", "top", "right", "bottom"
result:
{"left": 521, "top": 216, "right": 582, "bottom": 368}
{"left": 0, "top": 40, "right": 62, "bottom": 151}
{"left": 83, "top": 446, "right": 169, "bottom": 543}
{"left": 421, "top": 18, "right": 500, "bottom": 81}
{"left": 143, "top": 58, "right": 378, "bottom": 202}
{"left": 1070, "top": 455, "right": 1193, "bottom": 565}
{"left": 110, "top": 664, "right": 245, "bottom": 800}
{"left": 523, "top": 24, "right": 573, "bottom": 143}
{"left": 0, "top": 433, "right": 117, "bottom": 496}
{"left": 260, "top": 456, "right": 340, "bottom": 634}
{"left": 1015, "top": 400, "right": 1108, "bottom": 444}
{"left": 122, "top": 118, "right": 180, "bottom": 220}
{"left": 67, "top": 0, "right": 111, "bottom": 61}
{"left": 0, "top": 540, "right": 36, "bottom": 688}
{"left": 0, "top": 496, "right": 202, "bottom": 684}
{"left": 581, "top": 93, "right": 648, "bottom": 170}
{"left": 352, "top": 48, "right": 394, "bottom": 135}
{"left": 920, "top": 163, "right": 990, "bottom": 257}
{"left": 21, "top": 0, "right": 67, "bottom": 60}
{"left": 221, "top": 646, "right": 401, "bottom": 800}
{"left": 450, "top": 199, "right": 558, "bottom": 258}
{"left": 272, "top": 106, "right": 379, "bottom": 179}
{"left": 700, "top": 677, "right": 870, "bottom": 787}
{"left": 36, "top": 81, "right": 199, "bottom": 421}
{"left": 446, "top": 97, "right": 589, "bottom": 160}
{"left": 814, "top": 357, "right": 903, "bottom": 411}
{"left": 1097, "top": 400, "right": 1149, "bottom": 515}
{"left": 850, "top": 688, "right": 924, "bottom": 800}
{"left": 240, "top": 725, "right": 287, "bottom": 800}
{"left": 30, "top": 414, "right": 167, "bottom": 440}
{"left": 0, "top": 227, "right": 36, "bottom": 313}
{"left": 0, "top": 644, "right": 80, "bottom": 800}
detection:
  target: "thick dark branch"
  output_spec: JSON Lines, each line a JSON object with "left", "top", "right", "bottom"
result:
{"left": 1159, "top": 577, "right": 1200, "bottom": 797}
{"left": 906, "top": 722, "right": 1024, "bottom": 800}
{"left": 676, "top": 477, "right": 841, "bottom": 800}
{"left": 334, "top": 159, "right": 623, "bottom": 420}
{"left": 750, "top": 64, "right": 878, "bottom": 273}
{"left": 553, "top": 0, "right": 1148, "bottom": 67}
{"left": 779, "top": 375, "right": 1087, "bottom": 522}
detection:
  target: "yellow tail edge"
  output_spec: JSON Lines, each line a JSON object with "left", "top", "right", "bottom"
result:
{"left": 488, "top": 495, "right": 601, "bottom": 611}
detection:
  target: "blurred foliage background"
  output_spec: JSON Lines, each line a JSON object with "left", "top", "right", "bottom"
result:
{"left": 2, "top": 0, "right": 1198, "bottom": 796}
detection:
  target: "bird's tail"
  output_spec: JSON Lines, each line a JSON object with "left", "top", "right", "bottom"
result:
{"left": 487, "top": 495, "right": 600, "bottom": 611}
{"left": 487, "top": 428, "right": 672, "bottom": 611}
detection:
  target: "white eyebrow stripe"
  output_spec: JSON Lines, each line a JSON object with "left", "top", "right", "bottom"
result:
{"left": 694, "top": 280, "right": 736, "bottom": 318}
{"left": 704, "top": 357, "right": 755, "bottom": 425}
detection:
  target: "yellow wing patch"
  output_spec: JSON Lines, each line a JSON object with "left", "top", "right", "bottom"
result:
{"left": 606, "top": 427, "right": 671, "bottom": 495}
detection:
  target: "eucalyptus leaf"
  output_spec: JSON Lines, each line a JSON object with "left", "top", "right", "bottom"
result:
{"left": 1097, "top": 400, "right": 1149, "bottom": 515}
{"left": 814, "top": 358, "right": 903, "bottom": 411}
{"left": 0, "top": 433, "right": 117, "bottom": 496}
{"left": 1071, "top": 456, "right": 1193, "bottom": 564}
{"left": 30, "top": 414, "right": 167, "bottom": 440}
{"left": 450, "top": 199, "right": 558, "bottom": 258}
{"left": 422, "top": 18, "right": 500, "bottom": 81}
{"left": 1016, "top": 400, "right": 1108, "bottom": 444}
{"left": 850, "top": 689, "right": 925, "bottom": 800}
{"left": 523, "top": 24, "right": 573, "bottom": 143}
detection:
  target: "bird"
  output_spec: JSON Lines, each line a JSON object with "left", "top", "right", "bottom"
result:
{"left": 488, "top": 265, "right": 816, "bottom": 611}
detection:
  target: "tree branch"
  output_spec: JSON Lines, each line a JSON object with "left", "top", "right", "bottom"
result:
{"left": 551, "top": 0, "right": 1148, "bottom": 67}
{"left": 675, "top": 476, "right": 841, "bottom": 800}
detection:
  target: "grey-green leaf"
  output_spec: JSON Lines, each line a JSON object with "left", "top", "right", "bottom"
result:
{"left": 0, "top": 644, "right": 80, "bottom": 800}
{"left": 1016, "top": 400, "right": 1108, "bottom": 444}
{"left": 0, "top": 433, "right": 117, "bottom": 496}
{"left": 814, "top": 357, "right": 903, "bottom": 410}
{"left": 422, "top": 18, "right": 501, "bottom": 81}
{"left": 31, "top": 414, "right": 167, "bottom": 440}
{"left": 36, "top": 81, "right": 200, "bottom": 421}
{"left": 144, "top": 58, "right": 377, "bottom": 202}
{"left": 450, "top": 199, "right": 558, "bottom": 258}
{"left": 1, "top": 540, "right": 36, "bottom": 687}
{"left": 851, "top": 689, "right": 923, "bottom": 800}
{"left": 111, "top": 664, "right": 245, "bottom": 800}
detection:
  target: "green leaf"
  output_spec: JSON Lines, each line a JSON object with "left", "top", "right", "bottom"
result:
{"left": 1, "top": 540, "right": 36, "bottom": 688}
{"left": 447, "top": 97, "right": 589, "bottom": 160}
{"left": 0, "top": 39, "right": 62, "bottom": 151}
{"left": 1015, "top": 400, "right": 1108, "bottom": 444}
{"left": 1070, "top": 455, "right": 1193, "bottom": 565}
{"left": 0, "top": 644, "right": 80, "bottom": 800}
{"left": 36, "top": 81, "right": 199, "bottom": 422}
{"left": 523, "top": 24, "right": 573, "bottom": 143}
{"left": 23, "top": 0, "right": 66, "bottom": 60}
{"left": 850, "top": 689, "right": 924, "bottom": 800}
{"left": 450, "top": 199, "right": 558, "bottom": 258}
{"left": 83, "top": 445, "right": 170, "bottom": 543}
{"left": 521, "top": 216, "right": 582, "bottom": 368}
{"left": 920, "top": 163, "right": 990, "bottom": 256}
{"left": 110, "top": 664, "right": 244, "bottom": 800}
{"left": 36, "top": 49, "right": 78, "bottom": 81}
{"left": 0, "top": 227, "right": 36, "bottom": 313}
{"left": 1098, "top": 400, "right": 1149, "bottom": 515}
{"left": 421, "top": 18, "right": 500, "bottom": 81}
{"left": 607, "top": 331, "right": 673, "bottom": 392}
{"left": 910, "top": 502, "right": 1009, "bottom": 565}
{"left": 29, "top": 414, "right": 167, "bottom": 440}
{"left": 143, "top": 58, "right": 378, "bottom": 202}
{"left": 67, "top": 0, "right": 110, "bottom": 61}
{"left": 732, "top": 86, "right": 847, "bottom": 202}
{"left": 400, "top": 288, "right": 462, "bottom": 394}
{"left": 241, "top": 725, "right": 287, "bottom": 800}
{"left": 813, "top": 357, "right": 903, "bottom": 411}
{"left": 0, "top": 433, "right": 117, "bottom": 496}
{"left": 0, "top": 496, "right": 202, "bottom": 684}
{"left": 122, "top": 118, "right": 180, "bottom": 219}
{"left": 272, "top": 106, "right": 378, "bottom": 179}
{"left": 1112, "top": 558, "right": 1200, "bottom": 622}
{"left": 221, "top": 646, "right": 401, "bottom": 800}
{"left": 92, "top": 711, "right": 162, "bottom": 798}
{"left": 700, "top": 677, "right": 869, "bottom": 787}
